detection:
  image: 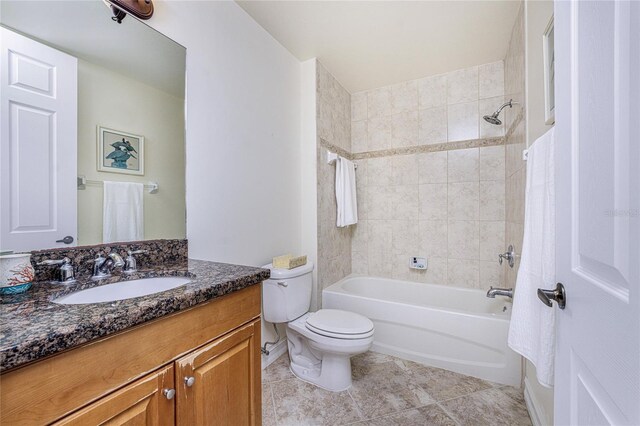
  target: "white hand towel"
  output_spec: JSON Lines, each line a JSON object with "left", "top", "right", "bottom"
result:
{"left": 103, "top": 181, "right": 144, "bottom": 243}
{"left": 335, "top": 157, "right": 358, "bottom": 227}
{"left": 508, "top": 127, "right": 556, "bottom": 388}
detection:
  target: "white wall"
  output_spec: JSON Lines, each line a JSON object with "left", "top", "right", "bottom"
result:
{"left": 148, "top": 1, "right": 303, "bottom": 351}
{"left": 523, "top": 1, "right": 555, "bottom": 424}
{"left": 77, "top": 60, "right": 186, "bottom": 245}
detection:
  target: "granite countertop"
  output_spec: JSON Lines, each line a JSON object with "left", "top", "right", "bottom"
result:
{"left": 0, "top": 259, "right": 270, "bottom": 373}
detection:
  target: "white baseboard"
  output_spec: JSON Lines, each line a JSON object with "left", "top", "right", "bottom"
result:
{"left": 524, "top": 376, "right": 547, "bottom": 426}
{"left": 261, "top": 340, "right": 287, "bottom": 370}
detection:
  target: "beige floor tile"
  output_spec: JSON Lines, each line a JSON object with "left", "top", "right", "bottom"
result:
{"left": 349, "top": 361, "right": 434, "bottom": 419}
{"left": 409, "top": 365, "right": 493, "bottom": 402}
{"left": 262, "top": 384, "right": 277, "bottom": 426}
{"left": 353, "top": 405, "right": 458, "bottom": 426}
{"left": 441, "top": 387, "right": 532, "bottom": 426}
{"left": 263, "top": 354, "right": 295, "bottom": 383}
{"left": 271, "top": 378, "right": 363, "bottom": 426}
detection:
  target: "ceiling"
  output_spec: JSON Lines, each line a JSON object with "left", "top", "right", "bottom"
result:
{"left": 0, "top": 0, "right": 185, "bottom": 98}
{"left": 237, "top": 1, "right": 520, "bottom": 93}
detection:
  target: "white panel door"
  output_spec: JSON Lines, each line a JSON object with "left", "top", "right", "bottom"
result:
{"left": 554, "top": 1, "right": 639, "bottom": 425}
{"left": 0, "top": 27, "right": 77, "bottom": 251}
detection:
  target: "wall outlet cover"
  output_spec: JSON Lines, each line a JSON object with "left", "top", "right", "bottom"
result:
{"left": 409, "top": 257, "right": 427, "bottom": 270}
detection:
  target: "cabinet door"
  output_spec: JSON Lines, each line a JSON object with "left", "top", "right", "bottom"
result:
{"left": 53, "top": 365, "right": 175, "bottom": 426}
{"left": 175, "top": 320, "right": 261, "bottom": 426}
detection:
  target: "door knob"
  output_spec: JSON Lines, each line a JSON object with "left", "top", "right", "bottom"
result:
{"left": 537, "top": 282, "right": 566, "bottom": 309}
{"left": 55, "top": 236, "right": 74, "bottom": 244}
{"left": 163, "top": 388, "right": 175, "bottom": 400}
{"left": 184, "top": 376, "right": 195, "bottom": 387}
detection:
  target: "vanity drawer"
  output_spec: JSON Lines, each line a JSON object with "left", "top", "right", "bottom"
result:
{"left": 0, "top": 284, "right": 261, "bottom": 425}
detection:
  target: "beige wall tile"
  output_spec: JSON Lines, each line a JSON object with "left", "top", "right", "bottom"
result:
{"left": 479, "top": 221, "right": 505, "bottom": 261}
{"left": 480, "top": 260, "right": 503, "bottom": 288}
{"left": 351, "top": 91, "right": 368, "bottom": 121}
{"left": 392, "top": 154, "right": 420, "bottom": 185}
{"left": 418, "top": 73, "right": 448, "bottom": 110}
{"left": 419, "top": 220, "right": 448, "bottom": 258}
{"left": 368, "top": 157, "right": 394, "bottom": 187}
{"left": 447, "top": 259, "right": 480, "bottom": 288}
{"left": 368, "top": 186, "right": 395, "bottom": 220}
{"left": 392, "top": 220, "right": 420, "bottom": 255}
{"left": 447, "top": 220, "right": 479, "bottom": 260}
{"left": 479, "top": 97, "right": 506, "bottom": 138}
{"left": 418, "top": 151, "right": 448, "bottom": 184}
{"left": 448, "top": 182, "right": 479, "bottom": 220}
{"left": 421, "top": 257, "right": 448, "bottom": 284}
{"left": 479, "top": 145, "right": 506, "bottom": 181}
{"left": 391, "top": 111, "right": 419, "bottom": 148}
{"left": 419, "top": 107, "right": 448, "bottom": 145}
{"left": 390, "top": 81, "right": 418, "bottom": 115}
{"left": 447, "top": 66, "right": 479, "bottom": 104}
{"left": 479, "top": 180, "right": 505, "bottom": 221}
{"left": 447, "top": 101, "right": 479, "bottom": 141}
{"left": 352, "top": 250, "right": 369, "bottom": 275}
{"left": 419, "top": 183, "right": 448, "bottom": 220}
{"left": 352, "top": 220, "right": 368, "bottom": 253}
{"left": 368, "top": 87, "right": 393, "bottom": 119}
{"left": 479, "top": 61, "right": 505, "bottom": 99}
{"left": 393, "top": 185, "right": 419, "bottom": 220}
{"left": 447, "top": 148, "right": 479, "bottom": 182}
{"left": 351, "top": 120, "right": 368, "bottom": 153}
{"left": 368, "top": 115, "right": 392, "bottom": 151}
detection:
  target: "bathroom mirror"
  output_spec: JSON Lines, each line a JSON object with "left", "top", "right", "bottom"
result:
{"left": 0, "top": 0, "right": 186, "bottom": 251}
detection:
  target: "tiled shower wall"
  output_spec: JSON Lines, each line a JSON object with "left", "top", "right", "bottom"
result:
{"left": 316, "top": 61, "right": 352, "bottom": 303}
{"left": 350, "top": 62, "right": 506, "bottom": 153}
{"left": 352, "top": 145, "right": 505, "bottom": 288}
{"left": 349, "top": 62, "right": 507, "bottom": 289}
{"left": 503, "top": 3, "right": 527, "bottom": 288}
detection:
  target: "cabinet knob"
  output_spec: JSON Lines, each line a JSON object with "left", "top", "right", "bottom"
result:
{"left": 184, "top": 376, "right": 195, "bottom": 387}
{"left": 163, "top": 388, "right": 176, "bottom": 400}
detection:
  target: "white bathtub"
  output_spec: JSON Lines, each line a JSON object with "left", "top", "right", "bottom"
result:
{"left": 322, "top": 275, "right": 521, "bottom": 386}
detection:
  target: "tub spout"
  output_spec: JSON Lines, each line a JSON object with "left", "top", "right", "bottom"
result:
{"left": 486, "top": 286, "right": 513, "bottom": 299}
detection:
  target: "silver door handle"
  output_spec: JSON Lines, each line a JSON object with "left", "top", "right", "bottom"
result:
{"left": 56, "top": 236, "right": 74, "bottom": 244}
{"left": 537, "top": 282, "right": 566, "bottom": 309}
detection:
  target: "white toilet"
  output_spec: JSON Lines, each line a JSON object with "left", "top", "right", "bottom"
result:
{"left": 262, "top": 262, "right": 374, "bottom": 392}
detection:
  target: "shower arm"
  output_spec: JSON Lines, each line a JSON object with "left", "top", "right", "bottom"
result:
{"left": 494, "top": 99, "right": 518, "bottom": 115}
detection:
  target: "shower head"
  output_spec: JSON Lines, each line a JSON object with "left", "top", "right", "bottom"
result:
{"left": 483, "top": 99, "right": 516, "bottom": 126}
{"left": 483, "top": 113, "right": 502, "bottom": 125}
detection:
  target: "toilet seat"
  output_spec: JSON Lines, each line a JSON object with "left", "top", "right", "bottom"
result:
{"left": 304, "top": 309, "right": 374, "bottom": 340}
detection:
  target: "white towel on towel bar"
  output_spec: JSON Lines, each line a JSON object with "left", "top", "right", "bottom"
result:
{"left": 335, "top": 156, "right": 358, "bottom": 227}
{"left": 508, "top": 127, "right": 556, "bottom": 388}
{"left": 103, "top": 181, "right": 144, "bottom": 243}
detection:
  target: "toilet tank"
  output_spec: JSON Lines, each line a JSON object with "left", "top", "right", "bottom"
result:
{"left": 261, "top": 262, "right": 314, "bottom": 323}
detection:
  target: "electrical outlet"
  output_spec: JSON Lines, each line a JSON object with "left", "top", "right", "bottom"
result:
{"left": 409, "top": 257, "right": 427, "bottom": 270}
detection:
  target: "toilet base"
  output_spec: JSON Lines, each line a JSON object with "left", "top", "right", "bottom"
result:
{"left": 288, "top": 349, "right": 354, "bottom": 392}
{"left": 285, "top": 317, "right": 373, "bottom": 392}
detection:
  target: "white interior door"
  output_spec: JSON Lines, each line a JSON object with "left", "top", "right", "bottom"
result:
{"left": 0, "top": 27, "right": 77, "bottom": 252}
{"left": 554, "top": 1, "right": 639, "bottom": 425}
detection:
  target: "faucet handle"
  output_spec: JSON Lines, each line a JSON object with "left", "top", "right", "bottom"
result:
{"left": 124, "top": 250, "right": 147, "bottom": 273}
{"left": 37, "top": 257, "right": 75, "bottom": 282}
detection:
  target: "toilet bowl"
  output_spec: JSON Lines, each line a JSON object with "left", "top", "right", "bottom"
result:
{"left": 261, "top": 262, "right": 374, "bottom": 391}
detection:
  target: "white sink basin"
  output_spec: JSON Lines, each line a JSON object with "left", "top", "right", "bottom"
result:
{"left": 54, "top": 277, "right": 191, "bottom": 305}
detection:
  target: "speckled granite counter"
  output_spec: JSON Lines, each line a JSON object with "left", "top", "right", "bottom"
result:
{"left": 0, "top": 259, "right": 270, "bottom": 373}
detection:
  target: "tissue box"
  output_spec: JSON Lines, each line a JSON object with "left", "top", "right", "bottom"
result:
{"left": 273, "top": 254, "right": 307, "bottom": 269}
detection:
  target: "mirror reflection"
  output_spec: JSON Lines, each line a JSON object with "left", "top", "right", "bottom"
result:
{"left": 0, "top": 0, "right": 186, "bottom": 252}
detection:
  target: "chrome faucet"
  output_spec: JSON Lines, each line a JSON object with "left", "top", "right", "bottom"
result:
{"left": 37, "top": 257, "right": 75, "bottom": 283}
{"left": 92, "top": 252, "right": 125, "bottom": 278}
{"left": 486, "top": 286, "right": 514, "bottom": 299}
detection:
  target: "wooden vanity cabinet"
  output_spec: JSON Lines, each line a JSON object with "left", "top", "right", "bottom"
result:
{"left": 52, "top": 365, "right": 175, "bottom": 426}
{"left": 0, "top": 285, "right": 262, "bottom": 426}
{"left": 176, "top": 321, "right": 261, "bottom": 425}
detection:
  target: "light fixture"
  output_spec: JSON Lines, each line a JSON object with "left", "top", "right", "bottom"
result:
{"left": 103, "top": 0, "right": 153, "bottom": 24}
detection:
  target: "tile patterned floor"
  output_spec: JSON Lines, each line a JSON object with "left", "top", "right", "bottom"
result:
{"left": 262, "top": 351, "right": 532, "bottom": 426}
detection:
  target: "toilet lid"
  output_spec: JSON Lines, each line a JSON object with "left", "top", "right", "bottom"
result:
{"left": 305, "top": 309, "right": 374, "bottom": 337}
